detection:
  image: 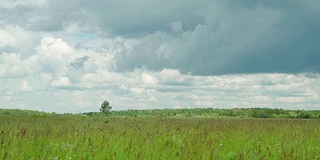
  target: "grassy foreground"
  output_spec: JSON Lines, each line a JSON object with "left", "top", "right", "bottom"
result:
{"left": 1, "top": 116, "right": 320, "bottom": 159}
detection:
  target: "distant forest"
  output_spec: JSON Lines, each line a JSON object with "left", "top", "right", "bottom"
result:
{"left": 1, "top": 108, "right": 320, "bottom": 119}
{"left": 0, "top": 109, "right": 49, "bottom": 116}
{"left": 85, "top": 108, "right": 320, "bottom": 119}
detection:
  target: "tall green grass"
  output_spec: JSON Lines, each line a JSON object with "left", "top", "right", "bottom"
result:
{"left": 1, "top": 116, "right": 319, "bottom": 159}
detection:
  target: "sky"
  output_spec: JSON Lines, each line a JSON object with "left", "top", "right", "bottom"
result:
{"left": 0, "top": 0, "right": 319, "bottom": 113}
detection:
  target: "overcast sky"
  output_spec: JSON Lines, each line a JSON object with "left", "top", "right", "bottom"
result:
{"left": 0, "top": 0, "right": 319, "bottom": 113}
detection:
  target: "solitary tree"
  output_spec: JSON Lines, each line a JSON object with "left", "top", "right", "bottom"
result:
{"left": 100, "top": 100, "right": 112, "bottom": 115}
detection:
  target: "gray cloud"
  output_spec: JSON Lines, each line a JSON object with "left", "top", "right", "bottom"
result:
{"left": 0, "top": 1, "right": 93, "bottom": 33}
{"left": 2, "top": 0, "right": 319, "bottom": 75}
{"left": 82, "top": 0, "right": 205, "bottom": 37}
{"left": 2, "top": 0, "right": 320, "bottom": 113}
{"left": 70, "top": 56, "right": 90, "bottom": 69}
{"left": 111, "top": 1, "right": 320, "bottom": 75}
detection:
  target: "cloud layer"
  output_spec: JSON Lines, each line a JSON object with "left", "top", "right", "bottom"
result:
{"left": 0, "top": 0, "right": 320, "bottom": 112}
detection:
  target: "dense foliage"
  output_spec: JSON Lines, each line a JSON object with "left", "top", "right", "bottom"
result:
{"left": 1, "top": 107, "right": 320, "bottom": 119}
{"left": 1, "top": 116, "right": 319, "bottom": 159}
{"left": 0, "top": 109, "right": 49, "bottom": 116}
{"left": 84, "top": 108, "right": 320, "bottom": 119}
{"left": 100, "top": 101, "right": 112, "bottom": 115}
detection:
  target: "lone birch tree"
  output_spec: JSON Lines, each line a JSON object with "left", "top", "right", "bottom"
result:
{"left": 100, "top": 100, "right": 112, "bottom": 115}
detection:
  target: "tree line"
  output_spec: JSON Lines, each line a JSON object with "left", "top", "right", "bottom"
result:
{"left": 2, "top": 107, "right": 319, "bottom": 119}
{"left": 84, "top": 107, "right": 320, "bottom": 119}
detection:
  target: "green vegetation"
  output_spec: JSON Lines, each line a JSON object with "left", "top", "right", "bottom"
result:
{"left": 85, "top": 107, "right": 320, "bottom": 119}
{"left": 2, "top": 107, "right": 320, "bottom": 119}
{"left": 1, "top": 108, "right": 320, "bottom": 159}
{"left": 0, "top": 108, "right": 49, "bottom": 116}
{"left": 100, "top": 100, "right": 112, "bottom": 116}
{"left": 1, "top": 115, "right": 320, "bottom": 159}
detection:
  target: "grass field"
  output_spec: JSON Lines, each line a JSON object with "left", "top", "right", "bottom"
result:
{"left": 1, "top": 115, "right": 320, "bottom": 159}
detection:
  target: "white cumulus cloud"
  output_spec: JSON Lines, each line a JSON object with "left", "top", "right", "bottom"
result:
{"left": 20, "top": 81, "right": 32, "bottom": 91}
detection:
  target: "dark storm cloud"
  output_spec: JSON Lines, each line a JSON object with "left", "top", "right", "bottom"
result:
{"left": 80, "top": 0, "right": 205, "bottom": 37}
{"left": 1, "top": 0, "right": 319, "bottom": 75}
{"left": 112, "top": 0, "right": 320, "bottom": 75}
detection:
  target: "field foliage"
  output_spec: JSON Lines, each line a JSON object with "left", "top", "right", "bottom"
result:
{"left": 1, "top": 115, "right": 320, "bottom": 159}
{"left": 87, "top": 108, "right": 320, "bottom": 119}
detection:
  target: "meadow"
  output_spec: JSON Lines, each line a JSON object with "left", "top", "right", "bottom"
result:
{"left": 1, "top": 115, "right": 320, "bottom": 159}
